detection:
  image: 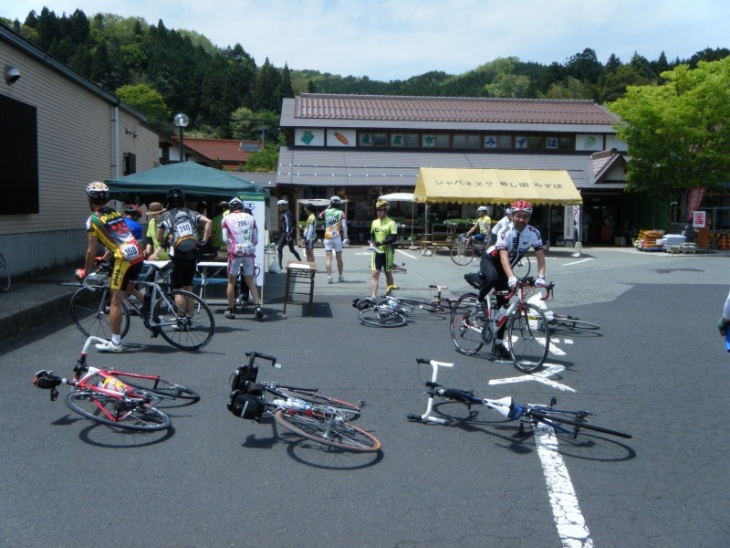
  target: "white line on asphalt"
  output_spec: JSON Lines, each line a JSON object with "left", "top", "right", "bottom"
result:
{"left": 562, "top": 258, "right": 594, "bottom": 266}
{"left": 396, "top": 249, "right": 419, "bottom": 260}
{"left": 488, "top": 364, "right": 576, "bottom": 392}
{"left": 533, "top": 424, "right": 594, "bottom": 547}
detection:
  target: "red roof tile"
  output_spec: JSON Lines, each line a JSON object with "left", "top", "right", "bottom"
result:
{"left": 178, "top": 138, "right": 262, "bottom": 169}
{"left": 293, "top": 93, "right": 618, "bottom": 125}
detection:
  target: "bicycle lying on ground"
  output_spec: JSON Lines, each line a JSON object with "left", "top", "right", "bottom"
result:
{"left": 450, "top": 275, "right": 552, "bottom": 372}
{"left": 32, "top": 336, "right": 199, "bottom": 431}
{"left": 353, "top": 284, "right": 454, "bottom": 328}
{"left": 228, "top": 351, "right": 381, "bottom": 452}
{"left": 407, "top": 357, "right": 632, "bottom": 439}
{"left": 70, "top": 260, "right": 215, "bottom": 351}
{"left": 0, "top": 250, "right": 10, "bottom": 292}
{"left": 450, "top": 235, "right": 485, "bottom": 266}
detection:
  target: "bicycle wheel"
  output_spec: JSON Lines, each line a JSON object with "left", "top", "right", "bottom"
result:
{"left": 274, "top": 410, "right": 381, "bottom": 452}
{"left": 530, "top": 409, "right": 632, "bottom": 439}
{"left": 116, "top": 375, "right": 201, "bottom": 402}
{"left": 511, "top": 255, "right": 531, "bottom": 281}
{"left": 449, "top": 293, "right": 484, "bottom": 355}
{"left": 70, "top": 287, "right": 131, "bottom": 339}
{"left": 0, "top": 252, "right": 10, "bottom": 292}
{"left": 550, "top": 316, "right": 601, "bottom": 331}
{"left": 398, "top": 297, "right": 449, "bottom": 316}
{"left": 154, "top": 290, "right": 215, "bottom": 351}
{"left": 66, "top": 390, "right": 171, "bottom": 431}
{"left": 506, "top": 303, "right": 550, "bottom": 373}
{"left": 274, "top": 387, "right": 361, "bottom": 420}
{"left": 358, "top": 307, "right": 406, "bottom": 327}
{"left": 450, "top": 241, "right": 476, "bottom": 266}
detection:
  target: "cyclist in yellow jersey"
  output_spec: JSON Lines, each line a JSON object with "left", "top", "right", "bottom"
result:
{"left": 76, "top": 182, "right": 144, "bottom": 353}
{"left": 465, "top": 206, "right": 491, "bottom": 244}
{"left": 319, "top": 195, "right": 349, "bottom": 283}
{"left": 303, "top": 203, "right": 317, "bottom": 263}
{"left": 368, "top": 199, "right": 398, "bottom": 299}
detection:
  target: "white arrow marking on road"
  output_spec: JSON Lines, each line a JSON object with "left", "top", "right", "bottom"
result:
{"left": 488, "top": 363, "right": 576, "bottom": 392}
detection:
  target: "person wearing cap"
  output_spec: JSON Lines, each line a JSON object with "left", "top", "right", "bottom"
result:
{"left": 145, "top": 202, "right": 169, "bottom": 260}
{"left": 473, "top": 200, "right": 546, "bottom": 360}
{"left": 318, "top": 195, "right": 349, "bottom": 283}
{"left": 276, "top": 199, "right": 302, "bottom": 269}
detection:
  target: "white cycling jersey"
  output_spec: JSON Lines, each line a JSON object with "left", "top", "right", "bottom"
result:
{"left": 488, "top": 223, "right": 544, "bottom": 262}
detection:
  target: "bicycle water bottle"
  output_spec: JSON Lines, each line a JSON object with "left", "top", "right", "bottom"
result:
{"left": 725, "top": 329, "right": 730, "bottom": 352}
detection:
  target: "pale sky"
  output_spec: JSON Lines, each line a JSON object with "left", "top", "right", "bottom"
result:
{"left": 4, "top": 0, "right": 729, "bottom": 81}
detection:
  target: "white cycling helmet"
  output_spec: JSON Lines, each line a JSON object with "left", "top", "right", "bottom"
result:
{"left": 276, "top": 199, "right": 288, "bottom": 207}
{"left": 477, "top": 206, "right": 488, "bottom": 213}
{"left": 330, "top": 195, "right": 342, "bottom": 206}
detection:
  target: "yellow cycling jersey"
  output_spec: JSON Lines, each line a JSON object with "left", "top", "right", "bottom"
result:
{"left": 86, "top": 206, "right": 144, "bottom": 264}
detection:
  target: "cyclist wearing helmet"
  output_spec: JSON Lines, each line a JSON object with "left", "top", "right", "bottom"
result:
{"left": 318, "top": 195, "right": 349, "bottom": 283}
{"left": 123, "top": 204, "right": 144, "bottom": 240}
{"left": 221, "top": 197, "right": 263, "bottom": 320}
{"left": 276, "top": 199, "right": 302, "bottom": 269}
{"left": 368, "top": 199, "right": 398, "bottom": 299}
{"left": 77, "top": 182, "right": 145, "bottom": 352}
{"left": 490, "top": 206, "right": 513, "bottom": 245}
{"left": 156, "top": 187, "right": 212, "bottom": 314}
{"left": 465, "top": 206, "right": 491, "bottom": 244}
{"left": 472, "top": 200, "right": 546, "bottom": 360}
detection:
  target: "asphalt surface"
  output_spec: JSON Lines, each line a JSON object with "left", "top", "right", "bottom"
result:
{"left": 1, "top": 245, "right": 729, "bottom": 547}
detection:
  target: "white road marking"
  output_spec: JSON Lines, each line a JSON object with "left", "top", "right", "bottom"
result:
{"left": 488, "top": 364, "right": 576, "bottom": 392}
{"left": 562, "top": 258, "right": 594, "bottom": 266}
{"left": 396, "top": 249, "right": 419, "bottom": 260}
{"left": 534, "top": 424, "right": 594, "bottom": 547}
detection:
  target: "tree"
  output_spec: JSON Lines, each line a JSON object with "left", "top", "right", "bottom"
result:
{"left": 244, "top": 133, "right": 284, "bottom": 172}
{"left": 608, "top": 58, "right": 730, "bottom": 198}
{"left": 116, "top": 83, "right": 171, "bottom": 127}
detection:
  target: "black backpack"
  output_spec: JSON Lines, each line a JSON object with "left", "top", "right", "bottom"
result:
{"left": 227, "top": 364, "right": 265, "bottom": 420}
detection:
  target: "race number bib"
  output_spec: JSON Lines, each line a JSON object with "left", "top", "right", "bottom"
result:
{"left": 120, "top": 243, "right": 141, "bottom": 261}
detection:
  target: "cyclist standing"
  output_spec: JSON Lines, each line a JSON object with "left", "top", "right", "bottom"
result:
{"left": 76, "top": 182, "right": 145, "bottom": 353}
{"left": 319, "top": 195, "right": 349, "bottom": 283}
{"left": 303, "top": 203, "right": 317, "bottom": 263}
{"left": 471, "top": 200, "right": 546, "bottom": 359}
{"left": 465, "top": 206, "right": 491, "bottom": 245}
{"left": 221, "top": 197, "right": 263, "bottom": 320}
{"left": 368, "top": 199, "right": 398, "bottom": 300}
{"left": 490, "top": 206, "right": 513, "bottom": 244}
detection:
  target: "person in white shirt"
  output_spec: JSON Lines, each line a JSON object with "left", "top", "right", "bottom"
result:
{"left": 221, "top": 197, "right": 263, "bottom": 320}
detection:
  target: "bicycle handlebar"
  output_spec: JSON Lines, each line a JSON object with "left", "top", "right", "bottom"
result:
{"left": 245, "top": 350, "right": 281, "bottom": 369}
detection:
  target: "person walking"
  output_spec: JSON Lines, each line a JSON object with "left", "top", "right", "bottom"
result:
{"left": 303, "top": 203, "right": 317, "bottom": 263}
{"left": 368, "top": 199, "right": 398, "bottom": 300}
{"left": 155, "top": 187, "right": 211, "bottom": 314}
{"left": 319, "top": 195, "right": 349, "bottom": 283}
{"left": 221, "top": 197, "right": 263, "bottom": 320}
{"left": 276, "top": 199, "right": 301, "bottom": 269}
{"left": 76, "top": 182, "right": 145, "bottom": 352}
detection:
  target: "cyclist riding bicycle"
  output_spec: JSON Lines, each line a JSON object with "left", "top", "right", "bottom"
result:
{"left": 466, "top": 200, "right": 546, "bottom": 359}
{"left": 464, "top": 206, "right": 491, "bottom": 245}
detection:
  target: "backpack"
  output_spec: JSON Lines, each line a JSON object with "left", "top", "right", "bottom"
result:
{"left": 170, "top": 209, "right": 198, "bottom": 252}
{"left": 228, "top": 364, "right": 265, "bottom": 420}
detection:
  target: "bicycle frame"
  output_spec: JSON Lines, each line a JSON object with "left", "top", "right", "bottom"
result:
{"left": 409, "top": 358, "right": 632, "bottom": 439}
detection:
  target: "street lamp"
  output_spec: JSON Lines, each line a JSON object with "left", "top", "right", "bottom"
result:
{"left": 174, "top": 113, "right": 189, "bottom": 162}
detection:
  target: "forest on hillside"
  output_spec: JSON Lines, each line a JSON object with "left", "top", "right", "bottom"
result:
{"left": 3, "top": 7, "right": 729, "bottom": 146}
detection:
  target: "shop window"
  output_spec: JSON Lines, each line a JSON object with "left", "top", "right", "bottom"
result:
{"left": 422, "top": 134, "right": 450, "bottom": 148}
{"left": 453, "top": 134, "right": 481, "bottom": 148}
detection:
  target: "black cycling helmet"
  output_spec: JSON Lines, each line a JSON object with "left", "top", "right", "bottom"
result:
{"left": 229, "top": 197, "right": 244, "bottom": 211}
{"left": 85, "top": 181, "right": 109, "bottom": 204}
{"left": 167, "top": 187, "right": 185, "bottom": 208}
{"left": 124, "top": 204, "right": 143, "bottom": 219}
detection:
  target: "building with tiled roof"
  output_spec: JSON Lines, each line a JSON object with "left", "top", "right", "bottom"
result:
{"left": 171, "top": 137, "right": 263, "bottom": 171}
{"left": 277, "top": 93, "right": 635, "bottom": 245}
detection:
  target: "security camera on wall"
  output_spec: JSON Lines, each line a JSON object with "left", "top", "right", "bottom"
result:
{"left": 5, "top": 66, "right": 21, "bottom": 84}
